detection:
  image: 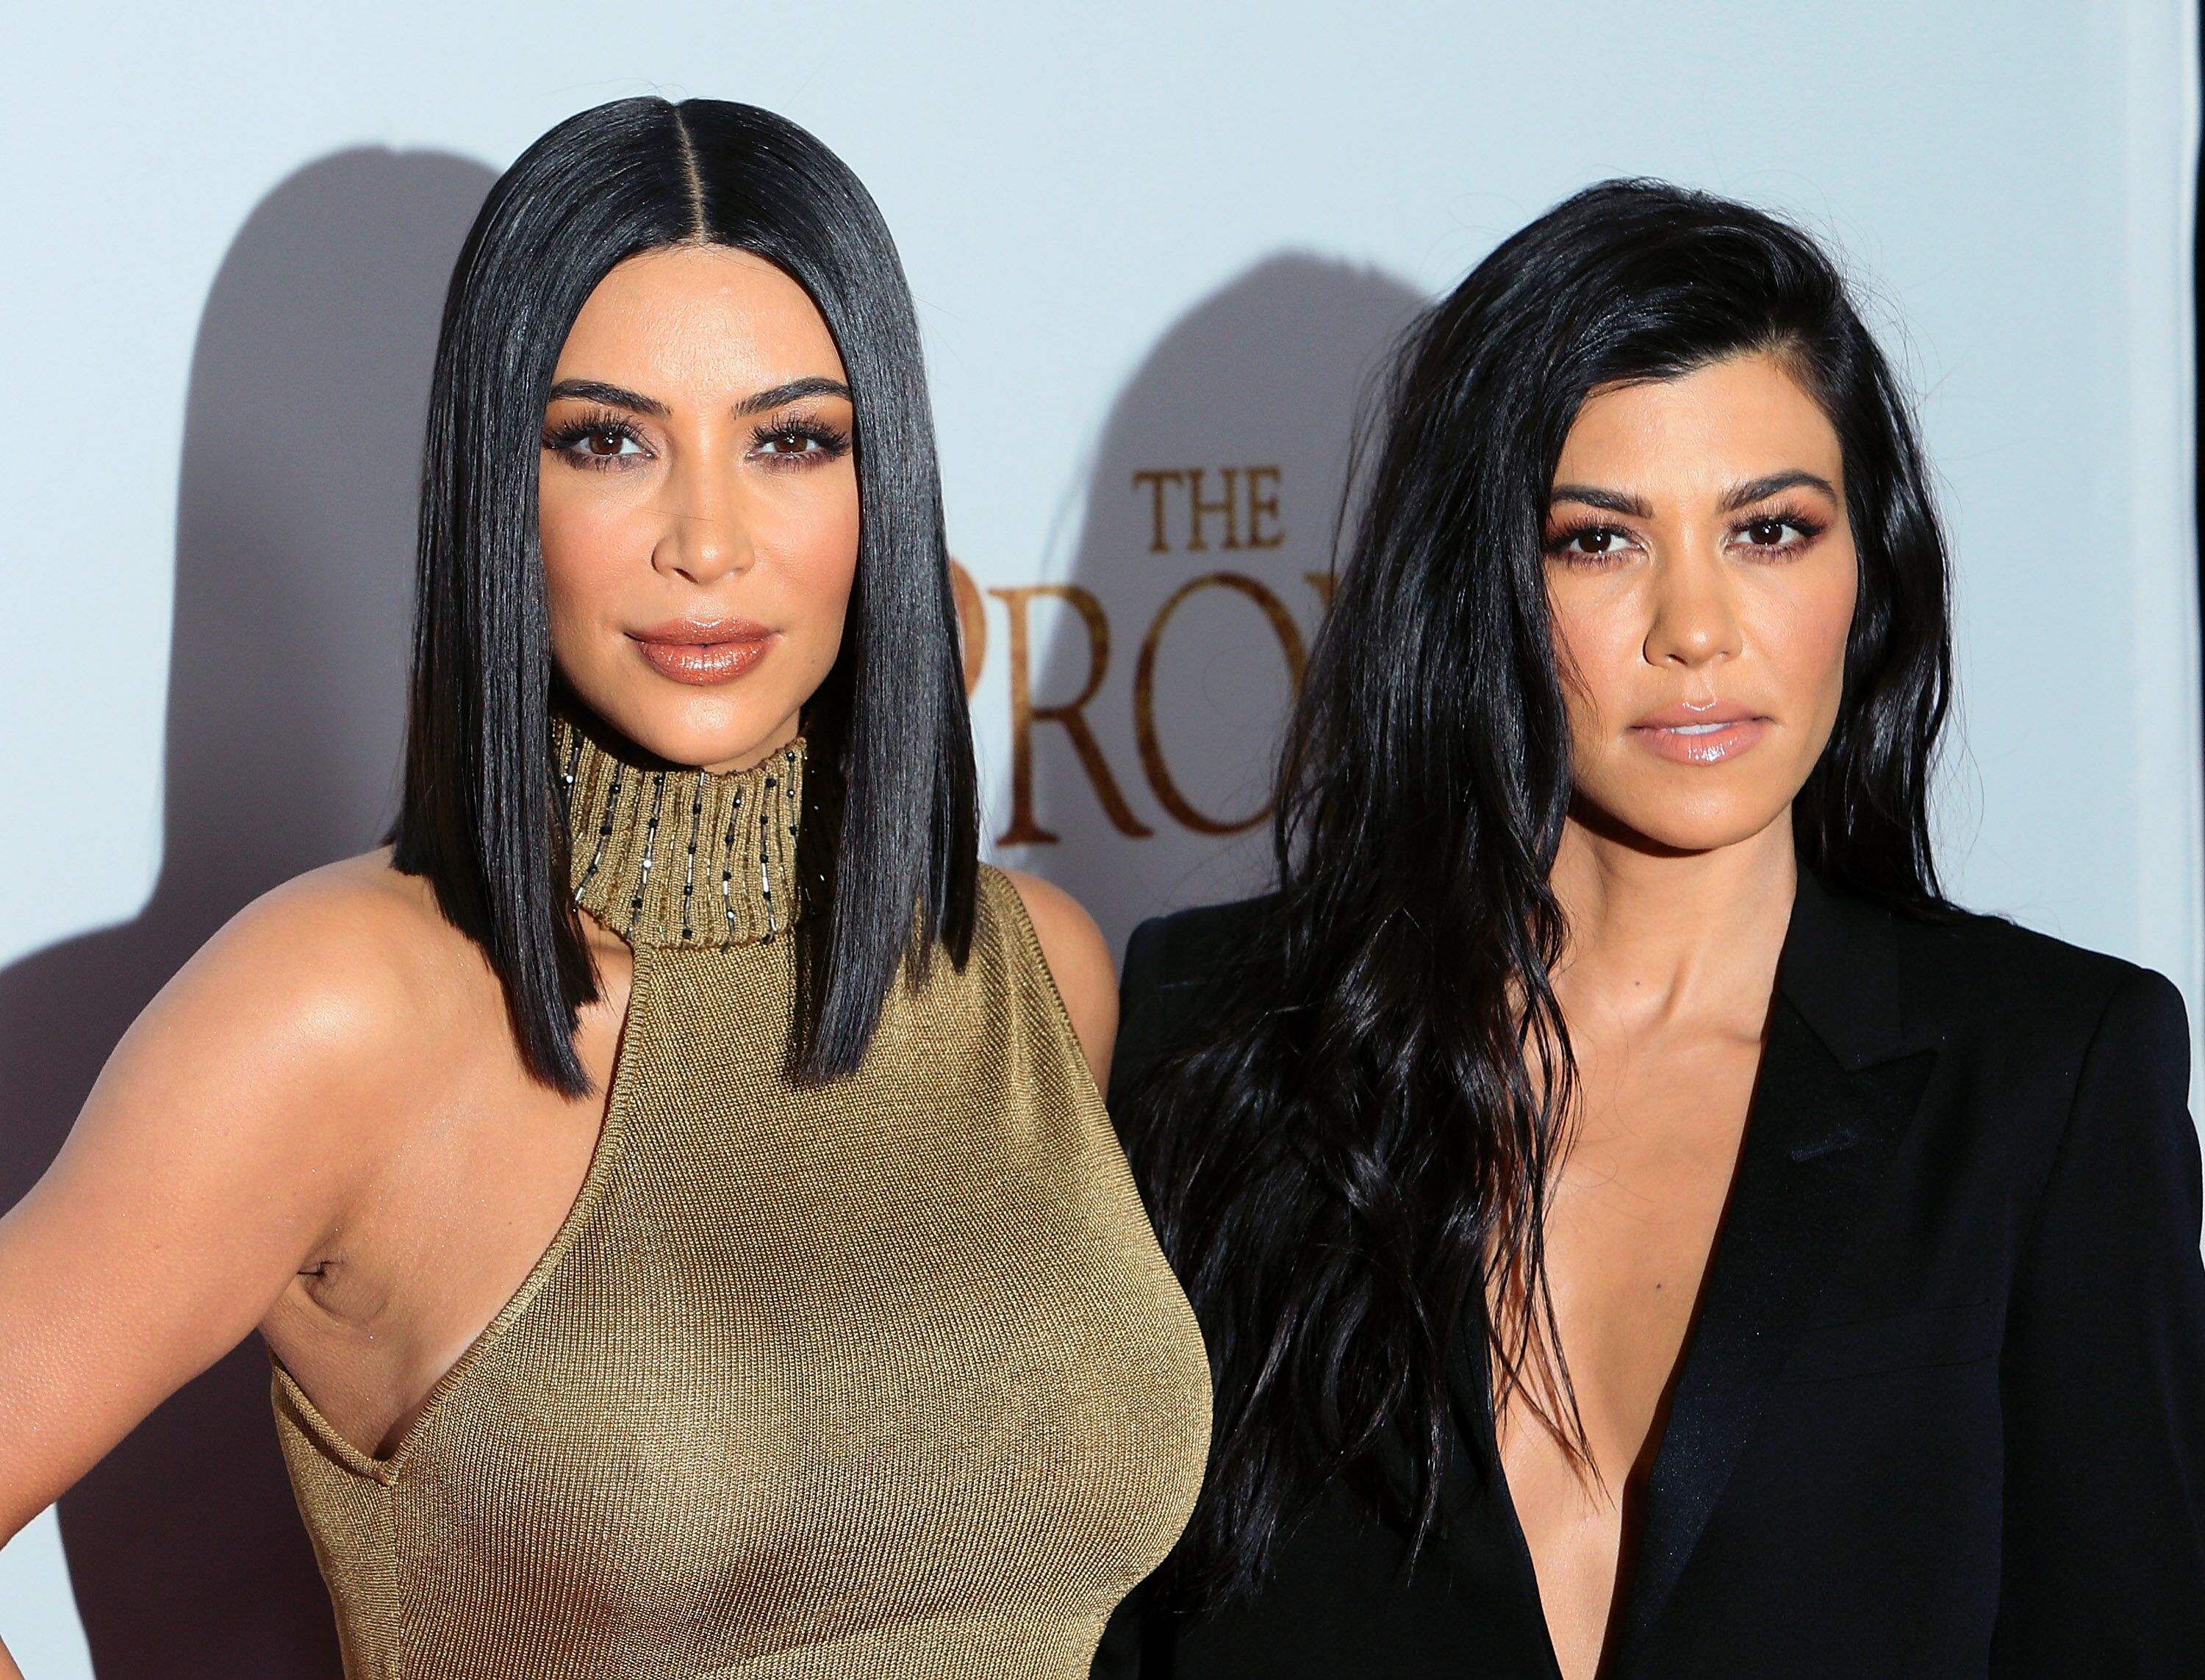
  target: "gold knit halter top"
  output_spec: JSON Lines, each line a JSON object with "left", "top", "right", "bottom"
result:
{"left": 271, "top": 725, "right": 1211, "bottom": 1679}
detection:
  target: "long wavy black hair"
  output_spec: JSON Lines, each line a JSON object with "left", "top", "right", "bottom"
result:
{"left": 390, "top": 98, "right": 977, "bottom": 1092}
{"left": 1120, "top": 179, "right": 1953, "bottom": 1604}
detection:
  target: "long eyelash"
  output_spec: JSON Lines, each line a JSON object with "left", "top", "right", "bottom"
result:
{"left": 1732, "top": 502, "right": 1827, "bottom": 542}
{"left": 542, "top": 406, "right": 648, "bottom": 456}
{"left": 750, "top": 412, "right": 851, "bottom": 459}
{"left": 1542, "top": 517, "right": 1632, "bottom": 556}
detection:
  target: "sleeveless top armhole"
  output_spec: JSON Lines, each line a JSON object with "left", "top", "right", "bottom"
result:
{"left": 271, "top": 725, "right": 1211, "bottom": 1680}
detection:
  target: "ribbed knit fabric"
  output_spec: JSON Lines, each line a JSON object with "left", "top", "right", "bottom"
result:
{"left": 271, "top": 724, "right": 1211, "bottom": 1679}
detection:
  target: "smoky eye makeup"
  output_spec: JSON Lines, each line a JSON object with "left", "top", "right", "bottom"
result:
{"left": 1727, "top": 503, "right": 1829, "bottom": 553}
{"left": 541, "top": 406, "right": 653, "bottom": 468}
{"left": 746, "top": 409, "right": 853, "bottom": 464}
{"left": 1543, "top": 519, "right": 1641, "bottom": 561}
{"left": 537, "top": 403, "right": 856, "bottom": 472}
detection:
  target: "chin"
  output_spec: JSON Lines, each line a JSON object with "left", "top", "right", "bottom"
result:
{"left": 1634, "top": 819, "right": 1782, "bottom": 855}
{"left": 1589, "top": 785, "right": 1793, "bottom": 857}
{"left": 578, "top": 683, "right": 792, "bottom": 772}
{"left": 641, "top": 718, "right": 785, "bottom": 772}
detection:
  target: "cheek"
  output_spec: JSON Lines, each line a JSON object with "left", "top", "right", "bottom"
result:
{"left": 539, "top": 472, "right": 650, "bottom": 633}
{"left": 1545, "top": 575, "right": 1643, "bottom": 734}
{"left": 1759, "top": 552, "right": 1859, "bottom": 717}
{"left": 769, "top": 470, "right": 862, "bottom": 645}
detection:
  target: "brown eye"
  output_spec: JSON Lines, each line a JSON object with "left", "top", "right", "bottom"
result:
{"left": 1557, "top": 526, "right": 1629, "bottom": 557}
{"left": 1739, "top": 514, "right": 1822, "bottom": 550}
{"left": 759, "top": 428, "right": 817, "bottom": 456}
{"left": 547, "top": 420, "right": 646, "bottom": 463}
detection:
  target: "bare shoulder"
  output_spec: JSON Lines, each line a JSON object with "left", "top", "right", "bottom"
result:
{"left": 85, "top": 852, "right": 481, "bottom": 1169}
{"left": 164, "top": 851, "right": 465, "bottom": 1055}
{"left": 998, "top": 868, "right": 1116, "bottom": 1004}
{"left": 0, "top": 854, "right": 489, "bottom": 1536}
{"left": 998, "top": 868, "right": 1117, "bottom": 1090}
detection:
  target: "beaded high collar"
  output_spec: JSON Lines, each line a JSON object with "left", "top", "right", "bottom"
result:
{"left": 556, "top": 717, "right": 806, "bottom": 950}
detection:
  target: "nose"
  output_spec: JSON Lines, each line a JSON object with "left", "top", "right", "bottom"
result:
{"left": 652, "top": 452, "right": 752, "bottom": 586}
{"left": 1643, "top": 541, "right": 1741, "bottom": 672}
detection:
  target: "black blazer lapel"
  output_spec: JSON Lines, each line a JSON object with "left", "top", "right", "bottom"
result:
{"left": 1615, "top": 875, "right": 1937, "bottom": 1668}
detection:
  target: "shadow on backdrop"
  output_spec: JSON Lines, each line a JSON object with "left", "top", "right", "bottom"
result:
{"left": 0, "top": 148, "right": 493, "bottom": 1679}
{"left": 1021, "top": 255, "right": 1424, "bottom": 954}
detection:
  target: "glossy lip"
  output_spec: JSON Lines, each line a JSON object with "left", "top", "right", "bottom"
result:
{"left": 629, "top": 617, "right": 777, "bottom": 686}
{"left": 1628, "top": 700, "right": 1771, "bottom": 765}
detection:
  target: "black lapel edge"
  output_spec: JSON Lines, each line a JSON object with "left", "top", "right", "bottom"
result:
{"left": 1614, "top": 875, "right": 1937, "bottom": 1667}
{"left": 1777, "top": 869, "right": 1910, "bottom": 1074}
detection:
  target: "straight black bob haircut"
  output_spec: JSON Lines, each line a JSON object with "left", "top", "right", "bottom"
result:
{"left": 1122, "top": 179, "right": 1953, "bottom": 1604}
{"left": 390, "top": 97, "right": 978, "bottom": 1093}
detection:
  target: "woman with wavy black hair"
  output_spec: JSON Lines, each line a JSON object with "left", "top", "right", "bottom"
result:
{"left": 0, "top": 99, "right": 1208, "bottom": 1679}
{"left": 1097, "top": 181, "right": 2205, "bottom": 1678}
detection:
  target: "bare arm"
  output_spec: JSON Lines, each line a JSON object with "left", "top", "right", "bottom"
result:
{"left": 1003, "top": 871, "right": 1119, "bottom": 1093}
{"left": 0, "top": 874, "right": 404, "bottom": 1564}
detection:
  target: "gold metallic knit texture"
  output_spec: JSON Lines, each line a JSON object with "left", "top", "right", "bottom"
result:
{"left": 272, "top": 728, "right": 1211, "bottom": 1679}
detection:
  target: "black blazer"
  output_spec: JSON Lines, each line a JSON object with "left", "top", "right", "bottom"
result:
{"left": 1098, "top": 873, "right": 2205, "bottom": 1677}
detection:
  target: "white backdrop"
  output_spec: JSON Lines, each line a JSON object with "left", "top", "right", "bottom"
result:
{"left": 1, "top": 3, "right": 2198, "bottom": 1672}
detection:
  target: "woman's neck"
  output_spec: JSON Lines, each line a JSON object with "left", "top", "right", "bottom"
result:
{"left": 1547, "top": 809, "right": 1798, "bottom": 1037}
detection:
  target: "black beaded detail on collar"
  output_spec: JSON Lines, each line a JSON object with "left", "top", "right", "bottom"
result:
{"left": 556, "top": 718, "right": 804, "bottom": 950}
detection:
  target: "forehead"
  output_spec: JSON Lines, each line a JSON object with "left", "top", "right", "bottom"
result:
{"left": 553, "top": 244, "right": 847, "bottom": 393}
{"left": 1555, "top": 354, "right": 1840, "bottom": 489}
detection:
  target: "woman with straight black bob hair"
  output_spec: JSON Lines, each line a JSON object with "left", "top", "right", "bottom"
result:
{"left": 1098, "top": 181, "right": 2205, "bottom": 1678}
{"left": 0, "top": 98, "right": 1208, "bottom": 1679}
{"left": 396, "top": 96, "right": 966, "bottom": 1091}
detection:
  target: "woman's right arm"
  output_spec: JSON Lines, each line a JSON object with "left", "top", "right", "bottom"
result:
{"left": 0, "top": 876, "right": 404, "bottom": 1673}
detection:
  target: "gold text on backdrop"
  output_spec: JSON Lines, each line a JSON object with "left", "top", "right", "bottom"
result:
{"left": 953, "top": 462, "right": 1331, "bottom": 846}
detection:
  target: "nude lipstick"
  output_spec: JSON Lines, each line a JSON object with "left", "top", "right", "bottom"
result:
{"left": 630, "top": 618, "right": 776, "bottom": 686}
{"left": 1629, "top": 700, "right": 1769, "bottom": 765}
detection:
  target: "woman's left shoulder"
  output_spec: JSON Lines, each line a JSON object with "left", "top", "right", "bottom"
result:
{"left": 1862, "top": 903, "right": 2195, "bottom": 1239}
{"left": 986, "top": 866, "right": 1117, "bottom": 1085}
{"left": 1890, "top": 900, "right": 2188, "bottom": 1058}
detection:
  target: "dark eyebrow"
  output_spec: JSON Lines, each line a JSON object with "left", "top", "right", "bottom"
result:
{"left": 545, "top": 376, "right": 853, "bottom": 420}
{"left": 734, "top": 376, "right": 853, "bottom": 417}
{"left": 545, "top": 378, "right": 670, "bottom": 417}
{"left": 1721, "top": 470, "right": 1838, "bottom": 512}
{"left": 1549, "top": 484, "right": 1653, "bottom": 520}
{"left": 1548, "top": 473, "right": 1840, "bottom": 520}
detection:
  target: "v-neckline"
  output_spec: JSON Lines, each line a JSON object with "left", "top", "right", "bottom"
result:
{"left": 1460, "top": 876, "right": 1937, "bottom": 1678}
{"left": 1483, "top": 1430, "right": 1573, "bottom": 1679}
